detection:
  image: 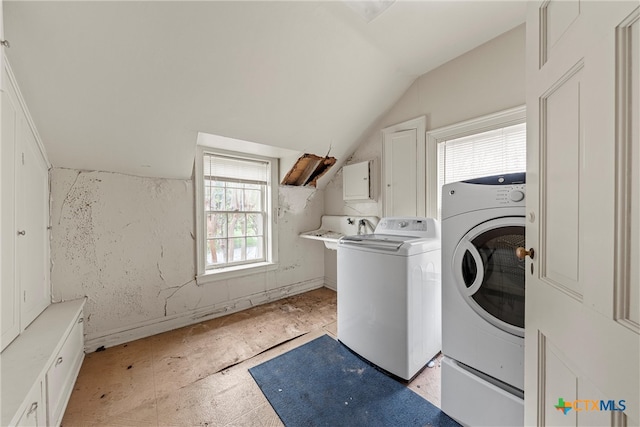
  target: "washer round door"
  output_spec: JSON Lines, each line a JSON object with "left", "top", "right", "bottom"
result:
{"left": 452, "top": 216, "right": 525, "bottom": 337}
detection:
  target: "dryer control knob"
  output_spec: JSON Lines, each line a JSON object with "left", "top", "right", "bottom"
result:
{"left": 509, "top": 190, "right": 525, "bottom": 202}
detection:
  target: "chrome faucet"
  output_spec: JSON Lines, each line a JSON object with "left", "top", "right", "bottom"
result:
{"left": 357, "top": 218, "right": 375, "bottom": 235}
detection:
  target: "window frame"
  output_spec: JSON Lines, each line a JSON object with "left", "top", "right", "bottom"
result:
{"left": 195, "top": 146, "right": 279, "bottom": 284}
{"left": 426, "top": 105, "right": 526, "bottom": 219}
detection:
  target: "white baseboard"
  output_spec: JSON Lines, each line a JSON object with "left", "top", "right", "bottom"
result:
{"left": 84, "top": 278, "right": 325, "bottom": 352}
{"left": 324, "top": 276, "right": 337, "bottom": 291}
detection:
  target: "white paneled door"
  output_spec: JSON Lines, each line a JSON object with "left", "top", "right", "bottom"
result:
{"left": 17, "top": 115, "right": 50, "bottom": 330}
{"left": 384, "top": 129, "right": 417, "bottom": 217}
{"left": 382, "top": 116, "right": 426, "bottom": 218}
{"left": 525, "top": 1, "right": 639, "bottom": 426}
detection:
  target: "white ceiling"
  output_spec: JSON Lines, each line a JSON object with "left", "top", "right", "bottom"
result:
{"left": 5, "top": 1, "right": 526, "bottom": 185}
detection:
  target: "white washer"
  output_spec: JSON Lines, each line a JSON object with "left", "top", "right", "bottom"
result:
{"left": 441, "top": 173, "right": 526, "bottom": 426}
{"left": 337, "top": 217, "right": 441, "bottom": 381}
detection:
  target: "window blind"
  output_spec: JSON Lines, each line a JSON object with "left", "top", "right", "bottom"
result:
{"left": 437, "top": 122, "right": 526, "bottom": 215}
{"left": 203, "top": 153, "right": 269, "bottom": 185}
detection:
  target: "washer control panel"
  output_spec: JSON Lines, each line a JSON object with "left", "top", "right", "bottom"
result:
{"left": 377, "top": 218, "right": 428, "bottom": 231}
{"left": 374, "top": 218, "right": 440, "bottom": 238}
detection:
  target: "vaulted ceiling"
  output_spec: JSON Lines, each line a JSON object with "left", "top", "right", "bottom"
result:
{"left": 5, "top": 1, "right": 526, "bottom": 185}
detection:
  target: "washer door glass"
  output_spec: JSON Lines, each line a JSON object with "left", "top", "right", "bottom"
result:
{"left": 453, "top": 217, "right": 525, "bottom": 337}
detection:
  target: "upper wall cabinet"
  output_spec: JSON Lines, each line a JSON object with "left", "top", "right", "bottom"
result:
{"left": 1, "top": 58, "right": 51, "bottom": 351}
{"left": 343, "top": 160, "right": 372, "bottom": 201}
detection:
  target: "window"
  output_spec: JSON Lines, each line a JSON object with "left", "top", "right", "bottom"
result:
{"left": 195, "top": 147, "right": 278, "bottom": 282}
{"left": 426, "top": 106, "right": 526, "bottom": 218}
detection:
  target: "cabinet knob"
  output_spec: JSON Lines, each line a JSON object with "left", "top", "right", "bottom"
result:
{"left": 1, "top": 40, "right": 10, "bottom": 48}
{"left": 17, "top": 230, "right": 26, "bottom": 236}
{"left": 55, "top": 356, "right": 64, "bottom": 366}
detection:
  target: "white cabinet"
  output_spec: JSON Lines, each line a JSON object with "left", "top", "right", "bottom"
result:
{"left": 17, "top": 107, "right": 51, "bottom": 328}
{"left": 14, "top": 381, "right": 46, "bottom": 427}
{"left": 383, "top": 129, "right": 418, "bottom": 216}
{"left": 46, "top": 314, "right": 84, "bottom": 426}
{"left": 381, "top": 117, "right": 426, "bottom": 217}
{"left": 1, "top": 59, "right": 51, "bottom": 351}
{"left": 1, "top": 55, "right": 20, "bottom": 349}
{"left": 0, "top": 28, "right": 75, "bottom": 427}
{"left": 1, "top": 299, "right": 86, "bottom": 427}
{"left": 343, "top": 160, "right": 372, "bottom": 201}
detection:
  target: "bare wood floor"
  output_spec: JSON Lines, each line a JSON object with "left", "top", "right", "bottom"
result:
{"left": 62, "top": 288, "right": 441, "bottom": 426}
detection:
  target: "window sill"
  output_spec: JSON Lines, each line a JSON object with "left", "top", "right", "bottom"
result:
{"left": 196, "top": 262, "right": 278, "bottom": 285}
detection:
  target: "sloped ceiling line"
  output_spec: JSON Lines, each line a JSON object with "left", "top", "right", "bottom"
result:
{"left": 5, "top": 1, "right": 526, "bottom": 188}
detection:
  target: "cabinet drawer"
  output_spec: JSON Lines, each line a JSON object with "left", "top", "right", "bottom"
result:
{"left": 45, "top": 312, "right": 84, "bottom": 427}
{"left": 14, "top": 381, "right": 45, "bottom": 426}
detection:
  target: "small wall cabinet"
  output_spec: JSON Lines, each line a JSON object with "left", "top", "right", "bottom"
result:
{"left": 343, "top": 160, "right": 372, "bottom": 201}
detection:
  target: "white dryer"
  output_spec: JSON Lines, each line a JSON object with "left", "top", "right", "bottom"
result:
{"left": 337, "top": 217, "right": 441, "bottom": 381}
{"left": 440, "top": 173, "right": 526, "bottom": 426}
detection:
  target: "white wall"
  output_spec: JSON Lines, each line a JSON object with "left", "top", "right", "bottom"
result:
{"left": 50, "top": 168, "right": 325, "bottom": 351}
{"left": 324, "top": 24, "right": 526, "bottom": 284}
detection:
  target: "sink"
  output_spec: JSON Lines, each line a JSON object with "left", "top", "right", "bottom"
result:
{"left": 299, "top": 215, "right": 379, "bottom": 250}
{"left": 299, "top": 229, "right": 344, "bottom": 250}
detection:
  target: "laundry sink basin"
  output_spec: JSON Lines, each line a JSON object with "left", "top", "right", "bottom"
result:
{"left": 299, "top": 215, "right": 379, "bottom": 250}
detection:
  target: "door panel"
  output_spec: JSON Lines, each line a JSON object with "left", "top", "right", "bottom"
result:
{"left": 541, "top": 65, "right": 582, "bottom": 298}
{"left": 539, "top": 333, "right": 578, "bottom": 427}
{"left": 18, "top": 116, "right": 50, "bottom": 329}
{"left": 543, "top": 1, "right": 581, "bottom": 62}
{"left": 526, "top": 2, "right": 639, "bottom": 426}
{"left": 384, "top": 129, "right": 417, "bottom": 217}
{"left": 382, "top": 116, "right": 426, "bottom": 218}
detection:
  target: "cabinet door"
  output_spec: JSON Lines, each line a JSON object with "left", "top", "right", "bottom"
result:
{"left": 383, "top": 129, "right": 418, "bottom": 217}
{"left": 46, "top": 313, "right": 84, "bottom": 427}
{"left": 1, "top": 65, "right": 20, "bottom": 350}
{"left": 343, "top": 161, "right": 371, "bottom": 201}
{"left": 17, "top": 116, "right": 51, "bottom": 329}
{"left": 15, "top": 381, "right": 46, "bottom": 427}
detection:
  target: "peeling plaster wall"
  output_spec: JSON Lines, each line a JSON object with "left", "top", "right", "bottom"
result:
{"left": 50, "top": 168, "right": 324, "bottom": 350}
{"left": 277, "top": 185, "right": 325, "bottom": 287}
{"left": 324, "top": 24, "right": 526, "bottom": 285}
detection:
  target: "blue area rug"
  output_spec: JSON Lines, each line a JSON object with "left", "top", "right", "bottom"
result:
{"left": 249, "top": 334, "right": 460, "bottom": 427}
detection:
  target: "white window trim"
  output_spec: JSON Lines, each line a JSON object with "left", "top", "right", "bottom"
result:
{"left": 194, "top": 146, "right": 279, "bottom": 285}
{"left": 425, "top": 105, "right": 526, "bottom": 218}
